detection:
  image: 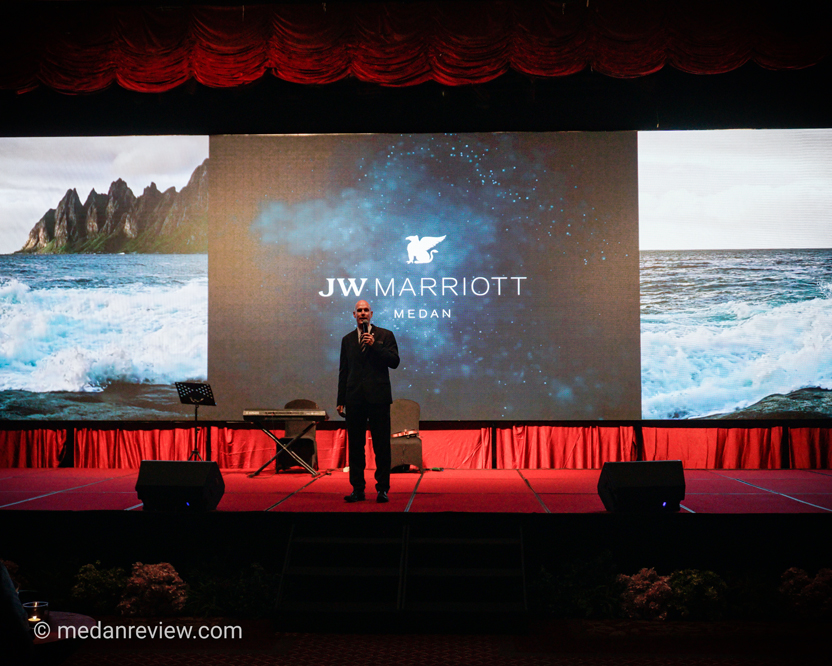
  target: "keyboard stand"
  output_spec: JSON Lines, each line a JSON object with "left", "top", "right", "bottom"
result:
{"left": 249, "top": 421, "right": 319, "bottom": 478}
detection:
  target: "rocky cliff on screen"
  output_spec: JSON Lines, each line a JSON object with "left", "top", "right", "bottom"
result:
{"left": 18, "top": 159, "right": 208, "bottom": 254}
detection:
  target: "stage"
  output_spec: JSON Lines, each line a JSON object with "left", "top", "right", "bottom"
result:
{"left": 3, "top": 465, "right": 832, "bottom": 638}
{"left": 2, "top": 467, "right": 832, "bottom": 514}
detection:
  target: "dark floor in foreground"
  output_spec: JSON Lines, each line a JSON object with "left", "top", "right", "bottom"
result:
{"left": 41, "top": 617, "right": 830, "bottom": 666}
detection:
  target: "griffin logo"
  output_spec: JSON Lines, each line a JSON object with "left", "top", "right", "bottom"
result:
{"left": 405, "top": 235, "right": 446, "bottom": 264}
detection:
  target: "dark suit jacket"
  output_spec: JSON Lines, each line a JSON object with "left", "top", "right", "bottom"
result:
{"left": 338, "top": 325, "right": 400, "bottom": 405}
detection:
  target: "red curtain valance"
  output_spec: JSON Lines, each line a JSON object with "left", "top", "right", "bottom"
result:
{"left": 1, "top": 1, "right": 828, "bottom": 94}
{"left": 3, "top": 426, "right": 831, "bottom": 469}
{"left": 66, "top": 426, "right": 491, "bottom": 470}
{"left": 789, "top": 428, "right": 832, "bottom": 469}
{"left": 0, "top": 429, "right": 64, "bottom": 468}
{"left": 642, "top": 427, "right": 784, "bottom": 470}
{"left": 496, "top": 425, "right": 636, "bottom": 469}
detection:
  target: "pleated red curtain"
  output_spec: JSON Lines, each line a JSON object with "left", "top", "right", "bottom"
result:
{"left": 642, "top": 427, "right": 784, "bottom": 469}
{"left": 213, "top": 427, "right": 349, "bottom": 470}
{"left": 324, "top": 428, "right": 492, "bottom": 471}
{"left": 73, "top": 428, "right": 205, "bottom": 468}
{"left": 789, "top": 428, "right": 832, "bottom": 469}
{"left": 5, "top": 426, "right": 831, "bottom": 469}
{"left": 418, "top": 429, "right": 493, "bottom": 469}
{"left": 496, "top": 425, "right": 636, "bottom": 469}
{"left": 2, "top": 1, "right": 828, "bottom": 94}
{"left": 0, "top": 430, "right": 64, "bottom": 468}
{"left": 68, "top": 426, "right": 491, "bottom": 470}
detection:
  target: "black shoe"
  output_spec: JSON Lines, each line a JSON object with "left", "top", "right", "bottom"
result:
{"left": 344, "top": 491, "right": 365, "bottom": 503}
{"left": 377, "top": 491, "right": 389, "bottom": 503}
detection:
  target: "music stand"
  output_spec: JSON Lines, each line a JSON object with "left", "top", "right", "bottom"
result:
{"left": 175, "top": 382, "right": 215, "bottom": 461}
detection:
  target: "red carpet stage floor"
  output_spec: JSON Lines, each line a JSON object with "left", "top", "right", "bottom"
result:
{"left": 2, "top": 467, "right": 832, "bottom": 513}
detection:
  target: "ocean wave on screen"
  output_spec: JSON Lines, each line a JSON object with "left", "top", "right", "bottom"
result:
{"left": 0, "top": 278, "right": 31, "bottom": 303}
{"left": 642, "top": 296, "right": 832, "bottom": 419}
{"left": 0, "top": 277, "right": 207, "bottom": 392}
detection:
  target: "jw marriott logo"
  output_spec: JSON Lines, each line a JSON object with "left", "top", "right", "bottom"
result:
{"left": 406, "top": 235, "right": 446, "bottom": 264}
{"left": 317, "top": 276, "right": 526, "bottom": 298}
{"left": 317, "top": 232, "right": 527, "bottom": 314}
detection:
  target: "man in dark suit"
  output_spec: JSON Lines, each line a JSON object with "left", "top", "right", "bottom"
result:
{"left": 337, "top": 299, "right": 400, "bottom": 503}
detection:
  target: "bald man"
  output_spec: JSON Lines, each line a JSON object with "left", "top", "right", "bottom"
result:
{"left": 337, "top": 300, "right": 400, "bottom": 503}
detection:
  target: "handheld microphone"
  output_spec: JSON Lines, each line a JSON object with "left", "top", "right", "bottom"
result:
{"left": 361, "top": 321, "right": 368, "bottom": 350}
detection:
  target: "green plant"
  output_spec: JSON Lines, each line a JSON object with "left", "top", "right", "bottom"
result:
{"left": 0, "top": 560, "right": 27, "bottom": 591}
{"left": 535, "top": 551, "right": 621, "bottom": 619}
{"left": 722, "top": 569, "right": 784, "bottom": 620}
{"left": 185, "top": 563, "right": 280, "bottom": 618}
{"left": 779, "top": 567, "right": 832, "bottom": 619}
{"left": 117, "top": 562, "right": 187, "bottom": 617}
{"left": 668, "top": 569, "right": 727, "bottom": 620}
{"left": 70, "top": 561, "right": 128, "bottom": 615}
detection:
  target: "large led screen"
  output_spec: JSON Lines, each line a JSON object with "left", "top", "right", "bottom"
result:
{"left": 639, "top": 129, "right": 832, "bottom": 420}
{"left": 0, "top": 137, "right": 209, "bottom": 420}
{"left": 209, "top": 133, "right": 641, "bottom": 421}
{"left": 3, "top": 130, "right": 830, "bottom": 423}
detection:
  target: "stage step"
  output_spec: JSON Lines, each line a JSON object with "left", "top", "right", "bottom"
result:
{"left": 276, "top": 516, "right": 527, "bottom": 616}
{"left": 277, "top": 518, "right": 406, "bottom": 612}
{"left": 402, "top": 522, "right": 527, "bottom": 613}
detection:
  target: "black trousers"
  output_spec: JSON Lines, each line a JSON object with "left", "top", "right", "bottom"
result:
{"left": 345, "top": 401, "right": 391, "bottom": 493}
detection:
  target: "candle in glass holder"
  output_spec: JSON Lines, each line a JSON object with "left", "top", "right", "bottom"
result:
{"left": 22, "top": 601, "right": 49, "bottom": 625}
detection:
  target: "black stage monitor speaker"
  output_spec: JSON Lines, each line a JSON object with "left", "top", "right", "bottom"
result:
{"left": 136, "top": 461, "right": 225, "bottom": 512}
{"left": 597, "top": 461, "right": 685, "bottom": 513}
